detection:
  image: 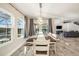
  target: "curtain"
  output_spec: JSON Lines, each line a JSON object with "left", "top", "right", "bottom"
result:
{"left": 24, "top": 16, "right": 28, "bottom": 38}
{"left": 48, "top": 18, "right": 53, "bottom": 33}
{"left": 29, "top": 18, "right": 35, "bottom": 36}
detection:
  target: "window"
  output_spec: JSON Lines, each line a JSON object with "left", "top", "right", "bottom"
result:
{"left": 17, "top": 17, "right": 25, "bottom": 38}
{"left": 34, "top": 19, "right": 49, "bottom": 35}
{"left": 0, "top": 11, "right": 12, "bottom": 44}
{"left": 42, "top": 24, "right": 49, "bottom": 34}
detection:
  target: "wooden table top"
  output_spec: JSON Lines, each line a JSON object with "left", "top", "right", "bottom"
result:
{"left": 26, "top": 35, "right": 56, "bottom": 42}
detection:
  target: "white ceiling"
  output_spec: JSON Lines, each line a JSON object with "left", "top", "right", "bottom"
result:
{"left": 12, "top": 3, "right": 79, "bottom": 19}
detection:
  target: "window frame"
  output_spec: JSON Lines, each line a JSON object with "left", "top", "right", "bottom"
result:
{"left": 17, "top": 16, "right": 25, "bottom": 39}
{"left": 0, "top": 8, "right": 14, "bottom": 47}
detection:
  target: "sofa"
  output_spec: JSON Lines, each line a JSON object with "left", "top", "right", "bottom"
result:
{"left": 64, "top": 31, "right": 79, "bottom": 37}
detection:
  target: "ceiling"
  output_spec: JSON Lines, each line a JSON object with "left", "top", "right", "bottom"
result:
{"left": 12, "top": 3, "right": 79, "bottom": 20}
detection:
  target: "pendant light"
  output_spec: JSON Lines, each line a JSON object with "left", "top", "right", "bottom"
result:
{"left": 38, "top": 3, "right": 43, "bottom": 25}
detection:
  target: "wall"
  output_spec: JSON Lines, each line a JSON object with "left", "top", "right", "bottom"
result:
{"left": 53, "top": 18, "right": 79, "bottom": 33}
{"left": 0, "top": 3, "right": 26, "bottom": 56}
{"left": 63, "top": 22, "right": 79, "bottom": 31}
{"left": 53, "top": 19, "right": 63, "bottom": 34}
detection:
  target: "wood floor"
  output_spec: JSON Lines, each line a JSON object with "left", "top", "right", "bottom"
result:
{"left": 12, "top": 37, "right": 79, "bottom": 56}
{"left": 56, "top": 37, "right": 79, "bottom": 56}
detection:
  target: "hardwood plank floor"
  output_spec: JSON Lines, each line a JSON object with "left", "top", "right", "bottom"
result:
{"left": 56, "top": 37, "right": 79, "bottom": 56}
{"left": 12, "top": 37, "right": 79, "bottom": 56}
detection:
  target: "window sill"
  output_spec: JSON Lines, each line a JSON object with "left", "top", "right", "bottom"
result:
{"left": 0, "top": 39, "right": 13, "bottom": 48}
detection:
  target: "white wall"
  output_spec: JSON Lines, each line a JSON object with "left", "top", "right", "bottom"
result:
{"left": 53, "top": 19, "right": 63, "bottom": 33}
{"left": 53, "top": 19, "right": 79, "bottom": 33}
{"left": 63, "top": 22, "right": 79, "bottom": 31}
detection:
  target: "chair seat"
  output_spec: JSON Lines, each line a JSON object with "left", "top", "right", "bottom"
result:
{"left": 24, "top": 43, "right": 33, "bottom": 46}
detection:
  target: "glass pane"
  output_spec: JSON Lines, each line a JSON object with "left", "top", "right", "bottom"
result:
{"left": 17, "top": 17, "right": 24, "bottom": 37}
{"left": 0, "top": 11, "right": 11, "bottom": 44}
{"left": 42, "top": 24, "right": 48, "bottom": 34}
{"left": 0, "top": 28, "right": 6, "bottom": 38}
{"left": 34, "top": 19, "right": 49, "bottom": 35}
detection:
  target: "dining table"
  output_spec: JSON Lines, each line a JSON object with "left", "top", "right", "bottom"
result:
{"left": 24, "top": 34, "right": 60, "bottom": 55}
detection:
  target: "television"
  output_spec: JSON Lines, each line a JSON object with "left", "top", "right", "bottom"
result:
{"left": 56, "top": 26, "right": 62, "bottom": 29}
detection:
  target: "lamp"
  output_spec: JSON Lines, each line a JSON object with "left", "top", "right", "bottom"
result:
{"left": 38, "top": 17, "right": 43, "bottom": 24}
{"left": 37, "top": 3, "right": 43, "bottom": 25}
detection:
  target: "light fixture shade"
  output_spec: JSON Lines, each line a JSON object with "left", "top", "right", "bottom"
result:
{"left": 37, "top": 17, "right": 43, "bottom": 25}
